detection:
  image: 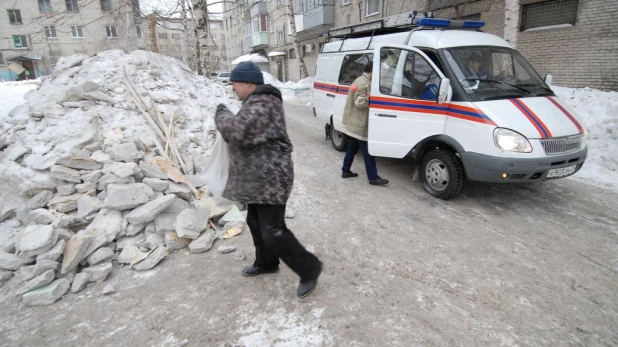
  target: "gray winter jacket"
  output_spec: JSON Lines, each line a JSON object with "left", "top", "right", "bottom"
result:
{"left": 214, "top": 84, "right": 294, "bottom": 205}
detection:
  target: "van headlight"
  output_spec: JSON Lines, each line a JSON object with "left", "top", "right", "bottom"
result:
{"left": 493, "top": 128, "right": 533, "bottom": 153}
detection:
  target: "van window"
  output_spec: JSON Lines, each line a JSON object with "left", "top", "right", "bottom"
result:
{"left": 379, "top": 48, "right": 440, "bottom": 101}
{"left": 338, "top": 53, "right": 373, "bottom": 85}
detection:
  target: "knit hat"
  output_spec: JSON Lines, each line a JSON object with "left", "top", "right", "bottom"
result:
{"left": 230, "top": 61, "right": 264, "bottom": 85}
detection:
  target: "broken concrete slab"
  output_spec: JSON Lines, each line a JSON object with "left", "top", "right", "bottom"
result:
{"left": 164, "top": 198, "right": 190, "bottom": 214}
{"left": 184, "top": 175, "right": 208, "bottom": 188}
{"left": 1, "top": 236, "right": 18, "bottom": 254}
{"left": 82, "top": 262, "right": 113, "bottom": 282}
{"left": 126, "top": 222, "right": 147, "bottom": 237}
{"left": 61, "top": 234, "right": 93, "bottom": 274}
{"left": 106, "top": 142, "right": 143, "bottom": 162}
{"left": 189, "top": 230, "right": 217, "bottom": 253}
{"left": 50, "top": 165, "right": 82, "bottom": 183}
{"left": 164, "top": 232, "right": 187, "bottom": 251}
{"left": 104, "top": 183, "right": 153, "bottom": 210}
{"left": 102, "top": 283, "right": 115, "bottom": 295}
{"left": 165, "top": 182, "right": 192, "bottom": 201}
{"left": 86, "top": 247, "right": 114, "bottom": 266}
{"left": 56, "top": 183, "right": 77, "bottom": 196}
{"left": 139, "top": 161, "right": 167, "bottom": 179}
{"left": 26, "top": 190, "right": 54, "bottom": 210}
{"left": 133, "top": 246, "right": 167, "bottom": 271}
{"left": 0, "top": 269, "right": 13, "bottom": 286}
{"left": 97, "top": 174, "right": 135, "bottom": 191}
{"left": 18, "top": 269, "right": 56, "bottom": 295}
{"left": 19, "top": 224, "right": 58, "bottom": 257}
{"left": 77, "top": 195, "right": 102, "bottom": 218}
{"left": 54, "top": 200, "right": 78, "bottom": 213}
{"left": 154, "top": 213, "right": 177, "bottom": 235}
{"left": 26, "top": 209, "right": 56, "bottom": 225}
{"left": 233, "top": 249, "right": 246, "bottom": 261}
{"left": 83, "top": 209, "right": 123, "bottom": 257}
{"left": 4, "top": 142, "right": 29, "bottom": 161}
{"left": 217, "top": 245, "right": 237, "bottom": 254}
{"left": 116, "top": 235, "right": 145, "bottom": 250}
{"left": 22, "top": 279, "right": 70, "bottom": 306}
{"left": 117, "top": 245, "right": 143, "bottom": 264}
{"left": 109, "top": 162, "right": 138, "bottom": 178}
{"left": 0, "top": 251, "right": 35, "bottom": 270}
{"left": 0, "top": 206, "right": 17, "bottom": 223}
{"left": 70, "top": 272, "right": 90, "bottom": 293}
{"left": 218, "top": 205, "right": 246, "bottom": 224}
{"left": 175, "top": 207, "right": 210, "bottom": 240}
{"left": 125, "top": 194, "right": 177, "bottom": 224}
{"left": 75, "top": 182, "right": 96, "bottom": 193}
{"left": 37, "top": 240, "right": 65, "bottom": 262}
{"left": 81, "top": 170, "right": 104, "bottom": 184}
{"left": 142, "top": 178, "right": 169, "bottom": 192}
{"left": 90, "top": 150, "right": 111, "bottom": 163}
{"left": 143, "top": 232, "right": 164, "bottom": 250}
{"left": 20, "top": 259, "right": 59, "bottom": 282}
{"left": 201, "top": 197, "right": 232, "bottom": 219}
{"left": 56, "top": 156, "right": 104, "bottom": 171}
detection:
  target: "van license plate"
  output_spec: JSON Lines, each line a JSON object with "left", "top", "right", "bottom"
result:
{"left": 547, "top": 165, "right": 577, "bottom": 178}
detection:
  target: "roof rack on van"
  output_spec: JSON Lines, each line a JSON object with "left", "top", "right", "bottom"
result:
{"left": 326, "top": 10, "right": 485, "bottom": 41}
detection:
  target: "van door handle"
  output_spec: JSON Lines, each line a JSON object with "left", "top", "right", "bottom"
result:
{"left": 326, "top": 94, "right": 335, "bottom": 98}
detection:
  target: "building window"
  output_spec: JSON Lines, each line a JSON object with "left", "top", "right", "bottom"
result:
{"left": 161, "top": 44, "right": 168, "bottom": 50}
{"left": 302, "top": 43, "right": 313, "bottom": 56}
{"left": 45, "top": 25, "right": 58, "bottom": 38}
{"left": 269, "top": 17, "right": 274, "bottom": 33}
{"left": 172, "top": 33, "right": 182, "bottom": 39}
{"left": 289, "top": 48, "right": 296, "bottom": 59}
{"left": 158, "top": 33, "right": 168, "bottom": 39}
{"left": 101, "top": 0, "right": 112, "bottom": 12}
{"left": 175, "top": 44, "right": 182, "bottom": 51}
{"left": 521, "top": 0, "right": 578, "bottom": 31}
{"left": 212, "top": 34, "right": 217, "bottom": 40}
{"left": 13, "top": 35, "right": 28, "bottom": 49}
{"left": 66, "top": 0, "right": 79, "bottom": 12}
{"left": 8, "top": 9, "right": 22, "bottom": 24}
{"left": 342, "top": 0, "right": 351, "bottom": 5}
{"left": 39, "top": 0, "right": 52, "bottom": 13}
{"left": 71, "top": 25, "right": 84, "bottom": 38}
{"left": 211, "top": 45, "right": 218, "bottom": 51}
{"left": 0, "top": 53, "right": 5, "bottom": 65}
{"left": 278, "top": 29, "right": 284, "bottom": 43}
{"left": 105, "top": 26, "right": 118, "bottom": 38}
{"left": 366, "top": 0, "right": 379, "bottom": 16}
{"left": 209, "top": 23, "right": 220, "bottom": 29}
{"left": 136, "top": 26, "right": 142, "bottom": 38}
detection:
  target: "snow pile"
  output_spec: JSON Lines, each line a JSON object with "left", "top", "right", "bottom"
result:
{"left": 0, "top": 50, "right": 247, "bottom": 305}
{"left": 262, "top": 72, "right": 313, "bottom": 101}
{"left": 554, "top": 86, "right": 618, "bottom": 191}
{"left": 232, "top": 53, "right": 269, "bottom": 65}
{"left": 0, "top": 80, "right": 40, "bottom": 119}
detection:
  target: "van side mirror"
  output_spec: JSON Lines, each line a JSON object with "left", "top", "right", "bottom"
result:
{"left": 544, "top": 74, "right": 553, "bottom": 87}
{"left": 437, "top": 78, "right": 450, "bottom": 105}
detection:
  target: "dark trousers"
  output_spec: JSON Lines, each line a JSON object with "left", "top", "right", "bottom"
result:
{"left": 246, "top": 204, "right": 320, "bottom": 281}
{"left": 342, "top": 137, "right": 378, "bottom": 180}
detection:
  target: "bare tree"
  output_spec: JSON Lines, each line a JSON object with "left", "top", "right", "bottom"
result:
{"left": 287, "top": 0, "right": 308, "bottom": 79}
{"left": 191, "top": 0, "right": 212, "bottom": 77}
{"left": 504, "top": 0, "right": 520, "bottom": 48}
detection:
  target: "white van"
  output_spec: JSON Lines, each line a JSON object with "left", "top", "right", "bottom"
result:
{"left": 313, "top": 15, "right": 587, "bottom": 200}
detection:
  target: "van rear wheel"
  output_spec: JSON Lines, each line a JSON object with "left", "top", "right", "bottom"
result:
{"left": 331, "top": 127, "right": 348, "bottom": 152}
{"left": 420, "top": 148, "right": 464, "bottom": 200}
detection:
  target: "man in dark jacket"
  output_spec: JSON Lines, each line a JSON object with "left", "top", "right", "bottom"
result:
{"left": 215, "top": 61, "right": 323, "bottom": 298}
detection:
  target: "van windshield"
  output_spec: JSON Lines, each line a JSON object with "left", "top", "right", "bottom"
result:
{"left": 443, "top": 46, "right": 554, "bottom": 101}
{"left": 219, "top": 72, "right": 231, "bottom": 77}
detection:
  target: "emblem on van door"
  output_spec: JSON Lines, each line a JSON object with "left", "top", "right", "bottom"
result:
{"left": 377, "top": 114, "right": 397, "bottom": 118}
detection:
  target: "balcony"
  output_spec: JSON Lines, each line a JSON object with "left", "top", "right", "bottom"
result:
{"left": 294, "top": 0, "right": 335, "bottom": 39}
{"left": 244, "top": 1, "right": 267, "bottom": 21}
{"left": 245, "top": 32, "right": 269, "bottom": 49}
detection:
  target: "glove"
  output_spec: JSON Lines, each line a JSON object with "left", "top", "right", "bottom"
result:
{"left": 216, "top": 103, "right": 227, "bottom": 114}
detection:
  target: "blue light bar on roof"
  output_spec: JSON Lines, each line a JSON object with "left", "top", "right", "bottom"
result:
{"left": 416, "top": 18, "right": 451, "bottom": 27}
{"left": 463, "top": 20, "right": 485, "bottom": 28}
{"left": 415, "top": 18, "right": 486, "bottom": 29}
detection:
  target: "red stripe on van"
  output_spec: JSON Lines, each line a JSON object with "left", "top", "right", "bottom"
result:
{"left": 545, "top": 97, "right": 584, "bottom": 134}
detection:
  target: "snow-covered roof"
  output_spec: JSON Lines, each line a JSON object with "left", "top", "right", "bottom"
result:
{"left": 231, "top": 54, "right": 269, "bottom": 65}
{"left": 268, "top": 51, "right": 286, "bottom": 57}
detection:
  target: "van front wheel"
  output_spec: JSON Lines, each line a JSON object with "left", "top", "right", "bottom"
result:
{"left": 420, "top": 148, "right": 464, "bottom": 200}
{"left": 331, "top": 127, "right": 348, "bottom": 152}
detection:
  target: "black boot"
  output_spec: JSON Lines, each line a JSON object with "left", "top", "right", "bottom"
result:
{"left": 369, "top": 176, "right": 389, "bottom": 186}
{"left": 242, "top": 265, "right": 280, "bottom": 276}
{"left": 297, "top": 261, "right": 323, "bottom": 298}
{"left": 341, "top": 171, "right": 359, "bottom": 178}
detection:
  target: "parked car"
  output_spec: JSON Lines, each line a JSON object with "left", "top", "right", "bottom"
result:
{"left": 216, "top": 71, "right": 231, "bottom": 84}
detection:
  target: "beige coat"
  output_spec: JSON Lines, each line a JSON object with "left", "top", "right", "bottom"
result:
{"left": 342, "top": 73, "right": 371, "bottom": 140}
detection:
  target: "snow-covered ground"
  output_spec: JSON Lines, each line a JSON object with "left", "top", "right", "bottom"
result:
{"left": 0, "top": 80, "right": 40, "bottom": 118}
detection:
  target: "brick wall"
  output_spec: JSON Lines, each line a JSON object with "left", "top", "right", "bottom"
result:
{"left": 517, "top": 0, "right": 618, "bottom": 90}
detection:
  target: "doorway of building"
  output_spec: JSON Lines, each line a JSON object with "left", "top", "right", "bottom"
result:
{"left": 20, "top": 60, "right": 36, "bottom": 80}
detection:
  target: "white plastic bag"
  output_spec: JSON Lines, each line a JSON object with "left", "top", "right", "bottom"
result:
{"left": 200, "top": 132, "right": 230, "bottom": 198}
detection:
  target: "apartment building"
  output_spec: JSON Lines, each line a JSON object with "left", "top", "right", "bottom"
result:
{"left": 0, "top": 0, "right": 143, "bottom": 81}
{"left": 144, "top": 15, "right": 228, "bottom": 72}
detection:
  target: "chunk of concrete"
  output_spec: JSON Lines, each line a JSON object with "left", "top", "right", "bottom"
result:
{"left": 165, "top": 182, "right": 192, "bottom": 201}
{"left": 104, "top": 183, "right": 153, "bottom": 210}
{"left": 106, "top": 142, "right": 143, "bottom": 162}
{"left": 117, "top": 245, "right": 143, "bottom": 264}
{"left": 37, "top": 240, "right": 66, "bottom": 262}
{"left": 142, "top": 178, "right": 169, "bottom": 192}
{"left": 217, "top": 245, "right": 237, "bottom": 254}
{"left": 22, "top": 279, "right": 70, "bottom": 306}
{"left": 77, "top": 196, "right": 102, "bottom": 218}
{"left": 56, "top": 183, "right": 77, "bottom": 196}
{"left": 116, "top": 235, "right": 145, "bottom": 250}
{"left": 139, "top": 161, "right": 167, "bottom": 179}
{"left": 70, "top": 272, "right": 90, "bottom": 293}
{"left": 82, "top": 209, "right": 123, "bottom": 257}
{"left": 82, "top": 262, "right": 113, "bottom": 282}
{"left": 143, "top": 232, "right": 164, "bottom": 250}
{"left": 75, "top": 182, "right": 96, "bottom": 193}
{"left": 233, "top": 249, "right": 246, "bottom": 261}
{"left": 175, "top": 207, "right": 210, "bottom": 240}
{"left": 20, "top": 259, "right": 59, "bottom": 281}
{"left": 56, "top": 156, "right": 104, "bottom": 170}
{"left": 184, "top": 175, "right": 208, "bottom": 188}
{"left": 81, "top": 170, "right": 104, "bottom": 183}
{"left": 0, "top": 251, "right": 35, "bottom": 270}
{"left": 54, "top": 200, "right": 78, "bottom": 213}
{"left": 102, "top": 284, "right": 115, "bottom": 295}
{"left": 125, "top": 194, "right": 177, "bottom": 224}
{"left": 0, "top": 269, "right": 13, "bottom": 286}
{"left": 18, "top": 269, "right": 55, "bottom": 295}
{"left": 2, "top": 235, "right": 18, "bottom": 254}
{"left": 19, "top": 224, "right": 58, "bottom": 257}
{"left": 97, "top": 174, "right": 135, "bottom": 191}
{"left": 164, "top": 198, "right": 190, "bottom": 214}
{"left": 26, "top": 209, "right": 56, "bottom": 225}
{"left": 109, "top": 162, "right": 138, "bottom": 178}
{"left": 50, "top": 165, "right": 82, "bottom": 183}
{"left": 154, "top": 213, "right": 176, "bottom": 235}
{"left": 189, "top": 230, "right": 217, "bottom": 253}
{"left": 61, "top": 234, "right": 93, "bottom": 274}
{"left": 201, "top": 197, "right": 232, "bottom": 219}
{"left": 164, "top": 232, "right": 187, "bottom": 251}
{"left": 133, "top": 246, "right": 167, "bottom": 271}
{"left": 26, "top": 190, "right": 54, "bottom": 210}
{"left": 126, "top": 222, "right": 147, "bottom": 237}
{"left": 218, "top": 205, "right": 246, "bottom": 224}
{"left": 86, "top": 247, "right": 113, "bottom": 266}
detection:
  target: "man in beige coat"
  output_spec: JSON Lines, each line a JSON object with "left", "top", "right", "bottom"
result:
{"left": 341, "top": 62, "right": 388, "bottom": 185}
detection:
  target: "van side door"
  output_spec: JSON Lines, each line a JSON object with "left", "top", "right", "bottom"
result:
{"left": 369, "top": 44, "right": 450, "bottom": 158}
{"left": 334, "top": 53, "right": 373, "bottom": 131}
{"left": 313, "top": 54, "right": 340, "bottom": 122}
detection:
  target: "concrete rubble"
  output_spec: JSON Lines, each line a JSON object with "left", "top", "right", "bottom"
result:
{"left": 0, "top": 50, "right": 247, "bottom": 306}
